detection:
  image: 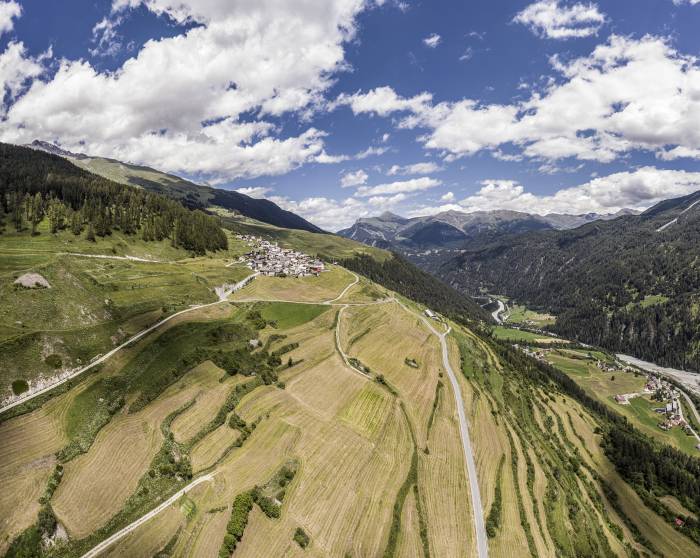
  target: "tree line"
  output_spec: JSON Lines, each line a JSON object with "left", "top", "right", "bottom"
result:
{"left": 0, "top": 143, "right": 227, "bottom": 254}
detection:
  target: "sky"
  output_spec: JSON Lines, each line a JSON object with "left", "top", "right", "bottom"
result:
{"left": 2, "top": 0, "right": 700, "bottom": 231}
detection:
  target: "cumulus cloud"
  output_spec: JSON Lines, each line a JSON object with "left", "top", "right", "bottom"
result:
{"left": 336, "top": 86, "right": 432, "bottom": 116}
{"left": 235, "top": 186, "right": 272, "bottom": 198}
{"left": 387, "top": 161, "right": 442, "bottom": 175}
{"left": 513, "top": 0, "right": 606, "bottom": 40}
{"left": 355, "top": 176, "right": 440, "bottom": 196}
{"left": 0, "top": 42, "right": 48, "bottom": 112}
{"left": 271, "top": 192, "right": 407, "bottom": 231}
{"left": 458, "top": 168, "right": 700, "bottom": 215}
{"left": 440, "top": 191, "right": 455, "bottom": 202}
{"left": 0, "top": 0, "right": 368, "bottom": 182}
{"left": 0, "top": 0, "right": 20, "bottom": 37}
{"left": 340, "top": 169, "right": 368, "bottom": 187}
{"left": 342, "top": 36, "right": 700, "bottom": 165}
{"left": 423, "top": 33, "right": 441, "bottom": 48}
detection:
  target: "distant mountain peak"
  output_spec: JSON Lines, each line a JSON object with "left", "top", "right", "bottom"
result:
{"left": 378, "top": 211, "right": 403, "bottom": 220}
{"left": 27, "top": 140, "right": 86, "bottom": 159}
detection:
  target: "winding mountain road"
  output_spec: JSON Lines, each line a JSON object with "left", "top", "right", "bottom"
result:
{"left": 656, "top": 198, "right": 700, "bottom": 233}
{"left": 398, "top": 302, "right": 489, "bottom": 558}
{"left": 0, "top": 273, "right": 258, "bottom": 415}
{"left": 80, "top": 474, "right": 215, "bottom": 558}
{"left": 491, "top": 299, "right": 506, "bottom": 324}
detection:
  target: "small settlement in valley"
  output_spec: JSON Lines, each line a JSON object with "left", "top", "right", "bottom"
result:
{"left": 236, "top": 235, "right": 326, "bottom": 277}
{"left": 516, "top": 342, "right": 700, "bottom": 449}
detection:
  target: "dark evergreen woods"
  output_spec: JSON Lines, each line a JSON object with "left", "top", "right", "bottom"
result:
{"left": 440, "top": 194, "right": 700, "bottom": 370}
{"left": 341, "top": 252, "right": 490, "bottom": 324}
{"left": 0, "top": 143, "right": 227, "bottom": 254}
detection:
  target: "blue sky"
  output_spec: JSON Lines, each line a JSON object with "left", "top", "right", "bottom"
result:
{"left": 2, "top": 0, "right": 700, "bottom": 230}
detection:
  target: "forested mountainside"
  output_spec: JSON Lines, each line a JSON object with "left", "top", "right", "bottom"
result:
{"left": 0, "top": 144, "right": 227, "bottom": 255}
{"left": 341, "top": 252, "right": 490, "bottom": 326}
{"left": 440, "top": 190, "right": 700, "bottom": 370}
{"left": 28, "top": 141, "right": 324, "bottom": 234}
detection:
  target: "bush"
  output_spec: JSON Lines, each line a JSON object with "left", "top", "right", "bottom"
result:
{"left": 45, "top": 354, "right": 62, "bottom": 369}
{"left": 294, "top": 527, "right": 310, "bottom": 549}
{"left": 219, "top": 491, "right": 254, "bottom": 556}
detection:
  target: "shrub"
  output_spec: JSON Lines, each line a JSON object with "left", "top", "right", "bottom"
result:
{"left": 294, "top": 527, "right": 310, "bottom": 549}
{"left": 45, "top": 354, "right": 62, "bottom": 369}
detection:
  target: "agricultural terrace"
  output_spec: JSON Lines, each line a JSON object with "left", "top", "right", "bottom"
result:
{"left": 448, "top": 320, "right": 700, "bottom": 558}
{"left": 0, "top": 255, "right": 486, "bottom": 558}
{"left": 543, "top": 349, "right": 700, "bottom": 456}
{"left": 2, "top": 227, "right": 697, "bottom": 558}
{"left": 0, "top": 221, "right": 251, "bottom": 400}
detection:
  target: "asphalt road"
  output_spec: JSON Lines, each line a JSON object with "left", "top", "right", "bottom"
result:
{"left": 401, "top": 303, "right": 489, "bottom": 558}
{"left": 80, "top": 474, "right": 215, "bottom": 558}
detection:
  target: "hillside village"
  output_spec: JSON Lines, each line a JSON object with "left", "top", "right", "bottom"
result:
{"left": 235, "top": 235, "right": 326, "bottom": 277}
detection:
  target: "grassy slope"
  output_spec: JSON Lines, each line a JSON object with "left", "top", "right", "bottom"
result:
{"left": 0, "top": 220, "right": 250, "bottom": 395}
{"left": 2, "top": 215, "right": 698, "bottom": 558}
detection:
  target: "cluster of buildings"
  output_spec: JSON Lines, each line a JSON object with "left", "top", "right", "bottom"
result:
{"left": 597, "top": 360, "right": 626, "bottom": 373}
{"left": 515, "top": 344, "right": 550, "bottom": 362}
{"left": 236, "top": 235, "right": 325, "bottom": 277}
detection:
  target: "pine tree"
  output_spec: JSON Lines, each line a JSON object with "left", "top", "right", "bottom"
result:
{"left": 70, "top": 210, "right": 82, "bottom": 235}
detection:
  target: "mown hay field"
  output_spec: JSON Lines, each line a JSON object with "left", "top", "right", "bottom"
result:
{"left": 231, "top": 265, "right": 355, "bottom": 303}
{"left": 52, "top": 362, "right": 223, "bottom": 538}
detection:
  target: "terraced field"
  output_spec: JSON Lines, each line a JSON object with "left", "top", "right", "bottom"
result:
{"left": 3, "top": 221, "right": 699, "bottom": 558}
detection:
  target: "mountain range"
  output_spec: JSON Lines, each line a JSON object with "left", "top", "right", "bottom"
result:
{"left": 27, "top": 140, "right": 323, "bottom": 234}
{"left": 338, "top": 208, "right": 637, "bottom": 251}
{"left": 437, "top": 189, "right": 700, "bottom": 370}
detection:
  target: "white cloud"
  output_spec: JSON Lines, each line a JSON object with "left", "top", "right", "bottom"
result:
{"left": 458, "top": 168, "right": 700, "bottom": 215}
{"left": 235, "top": 186, "right": 272, "bottom": 198}
{"left": 0, "top": 42, "right": 48, "bottom": 112}
{"left": 90, "top": 16, "right": 125, "bottom": 57}
{"left": 423, "top": 33, "right": 441, "bottom": 48}
{"left": 355, "top": 176, "right": 440, "bottom": 196}
{"left": 336, "top": 86, "right": 432, "bottom": 116}
{"left": 0, "top": 0, "right": 20, "bottom": 37}
{"left": 459, "top": 47, "right": 474, "bottom": 62}
{"left": 381, "top": 132, "right": 390, "bottom": 142}
{"left": 387, "top": 161, "right": 442, "bottom": 175}
{"left": 356, "top": 145, "right": 389, "bottom": 159}
{"left": 340, "top": 169, "right": 368, "bottom": 187}
{"left": 1, "top": 0, "right": 368, "bottom": 182}
{"left": 513, "top": 0, "right": 605, "bottom": 40}
{"left": 440, "top": 191, "right": 455, "bottom": 202}
{"left": 271, "top": 192, "right": 408, "bottom": 231}
{"left": 347, "top": 36, "right": 700, "bottom": 165}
